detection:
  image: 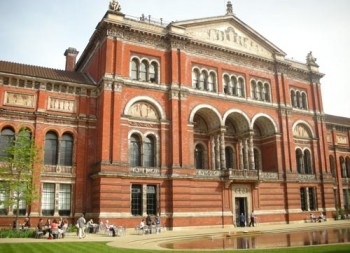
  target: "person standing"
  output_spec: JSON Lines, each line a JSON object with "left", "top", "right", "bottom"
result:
{"left": 77, "top": 214, "right": 86, "bottom": 239}
{"left": 249, "top": 211, "right": 255, "bottom": 227}
{"left": 240, "top": 213, "right": 246, "bottom": 227}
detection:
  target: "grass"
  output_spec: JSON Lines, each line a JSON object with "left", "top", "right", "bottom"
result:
{"left": 0, "top": 242, "right": 349, "bottom": 253}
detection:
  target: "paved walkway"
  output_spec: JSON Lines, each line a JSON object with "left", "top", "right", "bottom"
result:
{"left": 1, "top": 220, "right": 350, "bottom": 251}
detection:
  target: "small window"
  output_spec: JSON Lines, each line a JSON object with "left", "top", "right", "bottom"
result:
{"left": 300, "top": 188, "right": 307, "bottom": 211}
{"left": 59, "top": 184, "right": 71, "bottom": 216}
{"left": 195, "top": 144, "right": 204, "bottom": 170}
{"left": 192, "top": 69, "right": 200, "bottom": 89}
{"left": 131, "top": 59, "right": 139, "bottom": 80}
{"left": 60, "top": 133, "right": 73, "bottom": 166}
{"left": 144, "top": 136, "right": 155, "bottom": 167}
{"left": 146, "top": 185, "right": 157, "bottom": 215}
{"left": 130, "top": 135, "right": 141, "bottom": 167}
{"left": 140, "top": 61, "right": 148, "bottom": 81}
{"left": 149, "top": 62, "right": 158, "bottom": 83}
{"left": 0, "top": 128, "right": 15, "bottom": 159}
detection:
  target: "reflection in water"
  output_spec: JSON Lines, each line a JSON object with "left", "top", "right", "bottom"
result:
{"left": 161, "top": 226, "right": 350, "bottom": 250}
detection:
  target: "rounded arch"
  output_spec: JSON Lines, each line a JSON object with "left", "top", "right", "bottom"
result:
{"left": 251, "top": 113, "right": 278, "bottom": 136}
{"left": 189, "top": 104, "right": 223, "bottom": 129}
{"left": 127, "top": 130, "right": 143, "bottom": 140}
{"left": 124, "top": 96, "right": 165, "bottom": 120}
{"left": 292, "top": 120, "right": 315, "bottom": 138}
{"left": 223, "top": 109, "right": 250, "bottom": 134}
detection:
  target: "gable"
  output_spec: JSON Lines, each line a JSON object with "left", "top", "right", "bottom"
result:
{"left": 170, "top": 16, "right": 285, "bottom": 60}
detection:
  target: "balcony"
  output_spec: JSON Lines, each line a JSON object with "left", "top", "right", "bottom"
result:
{"left": 43, "top": 165, "right": 75, "bottom": 174}
{"left": 195, "top": 169, "right": 279, "bottom": 182}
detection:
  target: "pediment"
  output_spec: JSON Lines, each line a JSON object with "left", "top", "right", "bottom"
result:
{"left": 171, "top": 16, "right": 285, "bottom": 60}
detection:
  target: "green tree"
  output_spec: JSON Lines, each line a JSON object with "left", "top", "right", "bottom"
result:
{"left": 0, "top": 129, "right": 41, "bottom": 230}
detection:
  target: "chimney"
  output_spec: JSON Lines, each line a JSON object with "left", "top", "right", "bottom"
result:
{"left": 64, "top": 47, "right": 79, "bottom": 71}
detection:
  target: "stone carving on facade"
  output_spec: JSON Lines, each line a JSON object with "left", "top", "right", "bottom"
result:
{"left": 293, "top": 124, "right": 311, "bottom": 138}
{"left": 196, "top": 169, "right": 222, "bottom": 177}
{"left": 48, "top": 97, "right": 75, "bottom": 113}
{"left": 306, "top": 51, "right": 319, "bottom": 67}
{"left": 297, "top": 174, "right": 317, "bottom": 182}
{"left": 4, "top": 91, "right": 35, "bottom": 108}
{"left": 109, "top": 0, "right": 121, "bottom": 12}
{"left": 226, "top": 1, "right": 234, "bottom": 15}
{"left": 336, "top": 135, "right": 348, "bottom": 145}
{"left": 129, "top": 102, "right": 159, "bottom": 120}
{"left": 131, "top": 167, "right": 160, "bottom": 176}
{"left": 107, "top": 28, "right": 124, "bottom": 39}
{"left": 186, "top": 24, "right": 272, "bottom": 59}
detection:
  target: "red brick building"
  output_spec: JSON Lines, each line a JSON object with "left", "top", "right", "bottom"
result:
{"left": 0, "top": 1, "right": 349, "bottom": 228}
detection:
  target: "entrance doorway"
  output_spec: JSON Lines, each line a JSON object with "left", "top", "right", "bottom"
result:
{"left": 235, "top": 197, "right": 247, "bottom": 226}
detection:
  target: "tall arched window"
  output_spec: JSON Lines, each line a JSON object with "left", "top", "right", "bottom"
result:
{"left": 192, "top": 69, "right": 200, "bottom": 89}
{"left": 329, "top": 155, "right": 336, "bottom": 177}
{"left": 144, "top": 136, "right": 155, "bottom": 167}
{"left": 130, "top": 135, "right": 141, "bottom": 167}
{"left": 296, "top": 91, "right": 301, "bottom": 108}
{"left": 302, "top": 93, "right": 308, "bottom": 109}
{"left": 257, "top": 82, "right": 263, "bottom": 100}
{"left": 231, "top": 76, "right": 237, "bottom": 95}
{"left": 291, "top": 90, "right": 296, "bottom": 107}
{"left": 296, "top": 149, "right": 303, "bottom": 173}
{"left": 44, "top": 132, "right": 58, "bottom": 165}
{"left": 149, "top": 62, "right": 158, "bottom": 83}
{"left": 0, "top": 128, "right": 15, "bottom": 159}
{"left": 238, "top": 78, "right": 245, "bottom": 97}
{"left": 199, "top": 71, "right": 208, "bottom": 90}
{"left": 304, "top": 149, "right": 312, "bottom": 174}
{"left": 195, "top": 144, "right": 204, "bottom": 170}
{"left": 131, "top": 59, "right": 139, "bottom": 80}
{"left": 264, "top": 83, "right": 270, "bottom": 102}
{"left": 223, "top": 75, "right": 230, "bottom": 94}
{"left": 208, "top": 73, "right": 216, "bottom": 92}
{"left": 60, "top": 133, "right": 73, "bottom": 166}
{"left": 251, "top": 81, "right": 257, "bottom": 99}
{"left": 140, "top": 60, "right": 148, "bottom": 81}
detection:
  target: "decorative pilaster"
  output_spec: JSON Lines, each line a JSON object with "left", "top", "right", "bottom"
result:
{"left": 244, "top": 138, "right": 249, "bottom": 170}
{"left": 211, "top": 136, "right": 216, "bottom": 170}
{"left": 305, "top": 187, "right": 310, "bottom": 211}
{"left": 249, "top": 132, "right": 255, "bottom": 170}
{"left": 239, "top": 139, "right": 244, "bottom": 170}
{"left": 220, "top": 129, "right": 226, "bottom": 170}
{"left": 215, "top": 135, "right": 221, "bottom": 170}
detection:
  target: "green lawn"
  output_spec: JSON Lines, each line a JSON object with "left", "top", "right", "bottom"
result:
{"left": 0, "top": 242, "right": 350, "bottom": 253}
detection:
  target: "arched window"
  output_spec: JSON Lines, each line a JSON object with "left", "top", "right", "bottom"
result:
{"left": 302, "top": 93, "right": 308, "bottom": 110}
{"left": 296, "top": 149, "right": 303, "bottom": 173}
{"left": 264, "top": 83, "right": 270, "bottom": 102}
{"left": 130, "top": 135, "right": 141, "bottom": 167}
{"left": 208, "top": 73, "right": 216, "bottom": 92}
{"left": 44, "top": 132, "right": 58, "bottom": 165}
{"left": 304, "top": 149, "right": 312, "bottom": 174}
{"left": 238, "top": 78, "right": 245, "bottom": 97}
{"left": 296, "top": 91, "right": 301, "bottom": 108}
{"left": 225, "top": 146, "right": 234, "bottom": 169}
{"left": 60, "top": 133, "right": 73, "bottom": 166}
{"left": 291, "top": 90, "right": 296, "bottom": 107}
{"left": 149, "top": 62, "right": 158, "bottom": 83}
{"left": 231, "top": 76, "right": 237, "bottom": 95}
{"left": 131, "top": 58, "right": 139, "bottom": 80}
{"left": 329, "top": 155, "right": 336, "bottom": 177}
{"left": 195, "top": 144, "right": 204, "bottom": 170}
{"left": 199, "top": 71, "right": 208, "bottom": 91}
{"left": 140, "top": 60, "right": 148, "bottom": 82}
{"left": 251, "top": 81, "right": 257, "bottom": 99}
{"left": 223, "top": 75, "right": 230, "bottom": 94}
{"left": 144, "top": 136, "right": 155, "bottom": 167}
{"left": 0, "top": 128, "right": 15, "bottom": 159}
{"left": 192, "top": 69, "right": 200, "bottom": 89}
{"left": 340, "top": 157, "right": 346, "bottom": 178}
{"left": 257, "top": 82, "right": 263, "bottom": 100}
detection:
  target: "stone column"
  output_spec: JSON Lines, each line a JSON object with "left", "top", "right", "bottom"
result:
{"left": 215, "top": 135, "right": 221, "bottom": 170}
{"left": 249, "top": 132, "right": 255, "bottom": 170}
{"left": 244, "top": 138, "right": 249, "bottom": 170}
{"left": 305, "top": 187, "right": 310, "bottom": 211}
{"left": 220, "top": 129, "right": 226, "bottom": 170}
{"left": 239, "top": 139, "right": 244, "bottom": 170}
{"left": 211, "top": 135, "right": 216, "bottom": 170}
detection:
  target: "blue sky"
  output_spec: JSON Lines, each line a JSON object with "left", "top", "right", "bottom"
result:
{"left": 0, "top": 0, "right": 349, "bottom": 117}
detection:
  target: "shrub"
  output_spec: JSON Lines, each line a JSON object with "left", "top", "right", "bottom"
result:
{"left": 0, "top": 229, "right": 35, "bottom": 238}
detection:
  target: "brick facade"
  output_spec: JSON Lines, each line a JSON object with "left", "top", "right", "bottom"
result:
{"left": 0, "top": 2, "right": 349, "bottom": 229}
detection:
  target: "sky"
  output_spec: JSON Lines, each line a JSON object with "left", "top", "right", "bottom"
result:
{"left": 0, "top": 0, "right": 349, "bottom": 118}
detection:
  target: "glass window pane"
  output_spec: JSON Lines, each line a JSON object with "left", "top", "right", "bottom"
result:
{"left": 130, "top": 135, "right": 141, "bottom": 167}
{"left": 42, "top": 183, "right": 55, "bottom": 216}
{"left": 131, "top": 185, "right": 142, "bottom": 216}
{"left": 59, "top": 184, "right": 71, "bottom": 216}
{"left": 147, "top": 185, "right": 157, "bottom": 215}
{"left": 0, "top": 128, "right": 15, "bottom": 159}
{"left": 44, "top": 132, "right": 58, "bottom": 165}
{"left": 60, "top": 133, "right": 73, "bottom": 166}
{"left": 144, "top": 136, "right": 155, "bottom": 167}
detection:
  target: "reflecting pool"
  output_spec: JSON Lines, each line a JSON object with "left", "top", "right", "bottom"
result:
{"left": 161, "top": 226, "right": 350, "bottom": 250}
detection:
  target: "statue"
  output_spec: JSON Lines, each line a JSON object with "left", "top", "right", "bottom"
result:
{"left": 306, "top": 51, "right": 318, "bottom": 66}
{"left": 226, "top": 1, "right": 234, "bottom": 15}
{"left": 109, "top": 0, "right": 121, "bottom": 12}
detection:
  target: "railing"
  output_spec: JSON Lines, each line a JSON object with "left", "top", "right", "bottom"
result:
{"left": 297, "top": 174, "right": 317, "bottom": 182}
{"left": 43, "top": 165, "right": 74, "bottom": 174}
{"left": 130, "top": 167, "right": 160, "bottom": 176}
{"left": 125, "top": 14, "right": 169, "bottom": 27}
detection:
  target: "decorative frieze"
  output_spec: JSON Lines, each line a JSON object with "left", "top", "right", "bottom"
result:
{"left": 48, "top": 97, "right": 75, "bottom": 113}
{"left": 196, "top": 169, "right": 222, "bottom": 177}
{"left": 4, "top": 91, "right": 35, "bottom": 108}
{"left": 336, "top": 135, "right": 348, "bottom": 145}
{"left": 130, "top": 167, "right": 160, "bottom": 176}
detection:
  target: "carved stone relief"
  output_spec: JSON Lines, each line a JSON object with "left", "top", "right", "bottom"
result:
{"left": 336, "top": 135, "right": 348, "bottom": 145}
{"left": 129, "top": 102, "right": 159, "bottom": 120}
{"left": 48, "top": 97, "right": 75, "bottom": 113}
{"left": 4, "top": 91, "right": 35, "bottom": 108}
{"left": 293, "top": 124, "right": 312, "bottom": 138}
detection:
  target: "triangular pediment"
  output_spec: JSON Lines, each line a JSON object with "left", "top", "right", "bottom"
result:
{"left": 170, "top": 15, "right": 285, "bottom": 60}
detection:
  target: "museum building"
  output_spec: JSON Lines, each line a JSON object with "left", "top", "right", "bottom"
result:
{"left": 0, "top": 1, "right": 350, "bottom": 228}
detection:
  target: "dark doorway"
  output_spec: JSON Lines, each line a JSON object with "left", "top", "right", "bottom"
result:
{"left": 235, "top": 197, "right": 247, "bottom": 226}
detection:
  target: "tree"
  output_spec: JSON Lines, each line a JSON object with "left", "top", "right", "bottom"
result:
{"left": 0, "top": 129, "right": 41, "bottom": 229}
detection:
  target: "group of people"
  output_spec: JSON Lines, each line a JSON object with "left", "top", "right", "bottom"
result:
{"left": 239, "top": 211, "right": 256, "bottom": 227}
{"left": 310, "top": 212, "right": 326, "bottom": 222}
{"left": 12, "top": 217, "right": 31, "bottom": 230}
{"left": 138, "top": 214, "right": 161, "bottom": 234}
{"left": 37, "top": 217, "right": 68, "bottom": 239}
